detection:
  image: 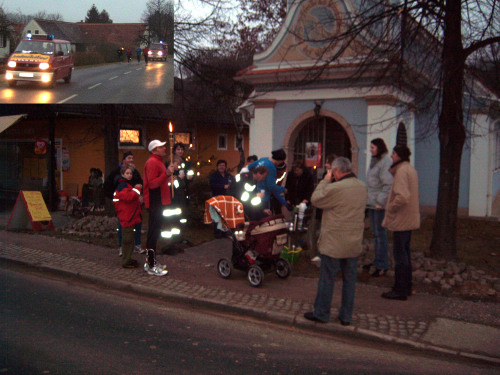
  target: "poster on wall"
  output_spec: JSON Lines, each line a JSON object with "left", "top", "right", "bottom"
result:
{"left": 62, "top": 147, "right": 70, "bottom": 171}
{"left": 34, "top": 138, "right": 47, "bottom": 155}
{"left": 305, "top": 142, "right": 322, "bottom": 167}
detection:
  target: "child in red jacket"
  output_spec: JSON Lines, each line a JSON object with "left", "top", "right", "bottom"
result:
{"left": 113, "top": 166, "right": 142, "bottom": 268}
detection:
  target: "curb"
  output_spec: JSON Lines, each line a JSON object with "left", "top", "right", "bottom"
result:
{"left": 1, "top": 248, "right": 499, "bottom": 365}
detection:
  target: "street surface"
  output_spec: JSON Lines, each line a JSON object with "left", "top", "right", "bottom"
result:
{"left": 1, "top": 265, "right": 496, "bottom": 375}
{"left": 0, "top": 58, "right": 173, "bottom": 104}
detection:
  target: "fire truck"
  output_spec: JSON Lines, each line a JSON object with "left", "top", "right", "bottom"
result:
{"left": 5, "top": 34, "right": 74, "bottom": 87}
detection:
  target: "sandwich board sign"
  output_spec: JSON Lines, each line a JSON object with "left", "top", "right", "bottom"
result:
{"left": 7, "top": 191, "right": 55, "bottom": 231}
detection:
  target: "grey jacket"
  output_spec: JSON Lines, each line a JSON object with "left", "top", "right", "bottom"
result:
{"left": 366, "top": 154, "right": 393, "bottom": 209}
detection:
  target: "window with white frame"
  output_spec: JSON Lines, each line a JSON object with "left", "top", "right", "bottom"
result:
{"left": 217, "top": 133, "right": 227, "bottom": 150}
{"left": 120, "top": 126, "right": 144, "bottom": 148}
{"left": 234, "top": 134, "right": 244, "bottom": 150}
{"left": 495, "top": 121, "right": 500, "bottom": 171}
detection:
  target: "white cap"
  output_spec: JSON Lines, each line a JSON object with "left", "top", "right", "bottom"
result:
{"left": 148, "top": 140, "right": 166, "bottom": 152}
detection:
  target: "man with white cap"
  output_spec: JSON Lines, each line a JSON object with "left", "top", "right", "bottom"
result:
{"left": 143, "top": 140, "right": 175, "bottom": 276}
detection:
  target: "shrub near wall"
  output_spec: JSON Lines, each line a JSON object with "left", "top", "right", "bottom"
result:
{"left": 74, "top": 43, "right": 122, "bottom": 66}
{"left": 74, "top": 51, "right": 105, "bottom": 66}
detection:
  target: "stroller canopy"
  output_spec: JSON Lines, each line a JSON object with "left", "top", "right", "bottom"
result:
{"left": 204, "top": 195, "right": 245, "bottom": 229}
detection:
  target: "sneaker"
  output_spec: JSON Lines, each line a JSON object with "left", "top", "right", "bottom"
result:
{"left": 143, "top": 261, "right": 167, "bottom": 271}
{"left": 134, "top": 245, "right": 146, "bottom": 254}
{"left": 145, "top": 264, "right": 168, "bottom": 276}
{"left": 118, "top": 247, "right": 122, "bottom": 257}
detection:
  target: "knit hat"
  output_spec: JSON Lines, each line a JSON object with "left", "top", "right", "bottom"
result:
{"left": 271, "top": 148, "right": 286, "bottom": 161}
{"left": 393, "top": 145, "right": 411, "bottom": 162}
{"left": 122, "top": 151, "right": 133, "bottom": 160}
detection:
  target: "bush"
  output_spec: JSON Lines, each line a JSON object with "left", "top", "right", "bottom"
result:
{"left": 187, "top": 176, "right": 211, "bottom": 221}
{"left": 74, "top": 51, "right": 105, "bottom": 66}
{"left": 73, "top": 43, "right": 122, "bottom": 66}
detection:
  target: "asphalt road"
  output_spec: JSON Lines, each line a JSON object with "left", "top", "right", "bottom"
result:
{"left": 0, "top": 58, "right": 173, "bottom": 104}
{"left": 0, "top": 265, "right": 496, "bottom": 375}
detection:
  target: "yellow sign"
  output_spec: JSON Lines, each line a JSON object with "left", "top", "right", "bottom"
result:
{"left": 22, "top": 191, "right": 52, "bottom": 222}
{"left": 10, "top": 53, "right": 50, "bottom": 63}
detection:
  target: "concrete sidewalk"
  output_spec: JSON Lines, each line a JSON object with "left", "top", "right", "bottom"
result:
{"left": 0, "top": 222, "right": 499, "bottom": 365}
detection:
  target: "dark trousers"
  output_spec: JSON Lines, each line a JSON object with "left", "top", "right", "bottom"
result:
{"left": 121, "top": 226, "right": 135, "bottom": 266}
{"left": 393, "top": 230, "right": 413, "bottom": 296}
{"left": 313, "top": 255, "right": 358, "bottom": 323}
{"left": 147, "top": 204, "right": 164, "bottom": 251}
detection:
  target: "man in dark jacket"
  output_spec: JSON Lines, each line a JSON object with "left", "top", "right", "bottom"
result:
{"left": 285, "top": 159, "right": 314, "bottom": 206}
{"left": 104, "top": 151, "right": 144, "bottom": 256}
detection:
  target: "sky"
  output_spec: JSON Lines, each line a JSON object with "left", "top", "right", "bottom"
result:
{"left": 2, "top": 0, "right": 155, "bottom": 23}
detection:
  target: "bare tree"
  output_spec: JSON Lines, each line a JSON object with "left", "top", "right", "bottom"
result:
{"left": 6, "top": 10, "right": 64, "bottom": 23}
{"left": 0, "top": 7, "right": 14, "bottom": 46}
{"left": 141, "top": 0, "right": 174, "bottom": 52}
{"left": 177, "top": 47, "right": 253, "bottom": 170}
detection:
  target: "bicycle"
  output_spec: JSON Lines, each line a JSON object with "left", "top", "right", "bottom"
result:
{"left": 65, "top": 195, "right": 92, "bottom": 219}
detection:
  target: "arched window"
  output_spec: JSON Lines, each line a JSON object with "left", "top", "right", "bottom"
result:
{"left": 396, "top": 122, "right": 408, "bottom": 146}
{"left": 292, "top": 116, "right": 351, "bottom": 174}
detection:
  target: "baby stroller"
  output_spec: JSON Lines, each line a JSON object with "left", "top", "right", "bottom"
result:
{"left": 205, "top": 195, "right": 291, "bottom": 287}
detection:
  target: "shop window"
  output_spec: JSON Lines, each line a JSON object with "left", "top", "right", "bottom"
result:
{"left": 120, "top": 128, "right": 143, "bottom": 147}
{"left": 174, "top": 132, "right": 192, "bottom": 148}
{"left": 218, "top": 134, "right": 227, "bottom": 150}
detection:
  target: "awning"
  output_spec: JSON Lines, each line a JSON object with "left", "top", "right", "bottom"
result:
{"left": 0, "top": 114, "right": 26, "bottom": 134}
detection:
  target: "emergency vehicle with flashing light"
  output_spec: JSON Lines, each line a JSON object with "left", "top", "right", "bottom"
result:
{"left": 148, "top": 42, "right": 167, "bottom": 62}
{"left": 5, "top": 34, "right": 74, "bottom": 87}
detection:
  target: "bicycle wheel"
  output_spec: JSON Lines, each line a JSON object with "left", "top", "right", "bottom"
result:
{"left": 65, "top": 199, "right": 75, "bottom": 217}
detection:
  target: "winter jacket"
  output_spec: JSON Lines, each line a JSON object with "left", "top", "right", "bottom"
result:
{"left": 113, "top": 178, "right": 142, "bottom": 228}
{"left": 382, "top": 161, "right": 420, "bottom": 231}
{"left": 103, "top": 164, "right": 143, "bottom": 199}
{"left": 209, "top": 171, "right": 233, "bottom": 197}
{"left": 366, "top": 154, "right": 393, "bottom": 209}
{"left": 311, "top": 174, "right": 367, "bottom": 258}
{"left": 248, "top": 158, "right": 287, "bottom": 207}
{"left": 143, "top": 154, "right": 171, "bottom": 208}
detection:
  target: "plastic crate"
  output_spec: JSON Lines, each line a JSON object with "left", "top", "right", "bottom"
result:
{"left": 281, "top": 245, "right": 303, "bottom": 265}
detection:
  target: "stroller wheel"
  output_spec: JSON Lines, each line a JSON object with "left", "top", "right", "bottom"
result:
{"left": 247, "top": 265, "right": 264, "bottom": 287}
{"left": 217, "top": 258, "right": 233, "bottom": 279}
{"left": 275, "top": 258, "right": 291, "bottom": 279}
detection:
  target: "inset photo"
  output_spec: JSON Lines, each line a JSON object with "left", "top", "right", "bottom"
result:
{"left": 0, "top": 1, "right": 174, "bottom": 104}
